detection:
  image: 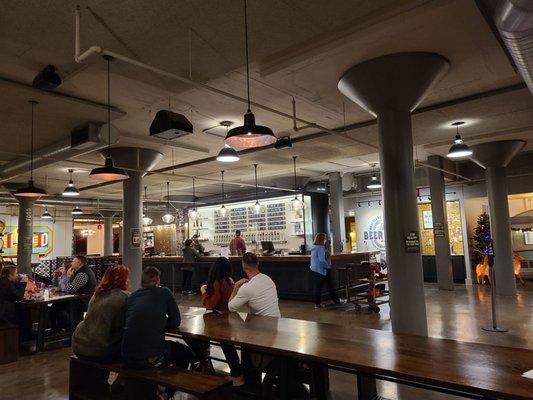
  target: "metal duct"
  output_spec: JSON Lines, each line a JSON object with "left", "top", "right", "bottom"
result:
{"left": 0, "top": 123, "right": 119, "bottom": 183}
{"left": 493, "top": 0, "right": 533, "bottom": 95}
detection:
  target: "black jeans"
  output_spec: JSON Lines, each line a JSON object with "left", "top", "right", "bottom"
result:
{"left": 181, "top": 270, "right": 193, "bottom": 292}
{"left": 312, "top": 270, "right": 339, "bottom": 306}
{"left": 221, "top": 344, "right": 243, "bottom": 377}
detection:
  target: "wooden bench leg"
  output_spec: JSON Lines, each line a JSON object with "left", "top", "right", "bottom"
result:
{"left": 309, "top": 363, "right": 329, "bottom": 400}
{"left": 357, "top": 374, "right": 381, "bottom": 400}
{"left": 124, "top": 378, "right": 157, "bottom": 400}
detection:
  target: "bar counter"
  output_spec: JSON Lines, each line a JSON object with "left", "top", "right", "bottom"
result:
{"left": 137, "top": 253, "right": 373, "bottom": 301}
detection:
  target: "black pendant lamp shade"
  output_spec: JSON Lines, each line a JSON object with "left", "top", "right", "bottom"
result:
{"left": 41, "top": 208, "right": 52, "bottom": 219}
{"left": 62, "top": 169, "right": 80, "bottom": 196}
{"left": 447, "top": 121, "right": 472, "bottom": 159}
{"left": 72, "top": 205, "right": 83, "bottom": 215}
{"left": 15, "top": 100, "right": 48, "bottom": 198}
{"left": 224, "top": 0, "right": 276, "bottom": 149}
{"left": 216, "top": 146, "right": 240, "bottom": 162}
{"left": 89, "top": 55, "right": 129, "bottom": 182}
{"left": 366, "top": 164, "right": 382, "bottom": 190}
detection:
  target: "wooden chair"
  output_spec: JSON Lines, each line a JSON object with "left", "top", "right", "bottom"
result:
{"left": 69, "top": 355, "right": 232, "bottom": 400}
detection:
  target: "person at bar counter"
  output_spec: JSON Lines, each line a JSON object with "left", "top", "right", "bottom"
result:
{"left": 181, "top": 239, "right": 200, "bottom": 294}
{"left": 0, "top": 263, "right": 33, "bottom": 343}
{"left": 72, "top": 264, "right": 130, "bottom": 362}
{"left": 310, "top": 233, "right": 340, "bottom": 309}
{"left": 122, "top": 266, "right": 193, "bottom": 370}
{"left": 229, "top": 229, "right": 246, "bottom": 256}
{"left": 192, "top": 233, "right": 205, "bottom": 254}
{"left": 228, "top": 252, "right": 280, "bottom": 317}
{"left": 200, "top": 257, "right": 244, "bottom": 386}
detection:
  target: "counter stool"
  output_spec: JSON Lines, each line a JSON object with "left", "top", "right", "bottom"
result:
{"left": 337, "top": 264, "right": 355, "bottom": 302}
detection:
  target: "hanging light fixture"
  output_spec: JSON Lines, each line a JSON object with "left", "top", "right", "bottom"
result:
{"left": 62, "top": 169, "right": 80, "bottom": 196}
{"left": 189, "top": 178, "right": 199, "bottom": 220}
{"left": 217, "top": 121, "right": 240, "bottom": 162}
{"left": 447, "top": 121, "right": 472, "bottom": 159}
{"left": 253, "top": 164, "right": 261, "bottom": 214}
{"left": 291, "top": 156, "right": 303, "bottom": 211}
{"left": 15, "top": 101, "right": 48, "bottom": 198}
{"left": 72, "top": 205, "right": 83, "bottom": 215}
{"left": 219, "top": 171, "right": 227, "bottom": 217}
{"left": 142, "top": 186, "right": 153, "bottom": 226}
{"left": 41, "top": 208, "right": 52, "bottom": 219}
{"left": 89, "top": 55, "right": 129, "bottom": 181}
{"left": 224, "top": 0, "right": 276, "bottom": 149}
{"left": 162, "top": 182, "right": 175, "bottom": 224}
{"left": 366, "top": 164, "right": 382, "bottom": 190}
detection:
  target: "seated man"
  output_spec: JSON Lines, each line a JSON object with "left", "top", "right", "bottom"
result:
{"left": 122, "top": 267, "right": 193, "bottom": 369}
{"left": 228, "top": 252, "right": 280, "bottom": 317}
{"left": 66, "top": 256, "right": 97, "bottom": 295}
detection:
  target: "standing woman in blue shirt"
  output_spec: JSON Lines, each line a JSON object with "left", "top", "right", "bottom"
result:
{"left": 310, "top": 233, "right": 340, "bottom": 308}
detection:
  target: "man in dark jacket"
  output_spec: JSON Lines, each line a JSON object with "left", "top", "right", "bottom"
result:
{"left": 0, "top": 264, "right": 32, "bottom": 342}
{"left": 122, "top": 266, "right": 193, "bottom": 369}
{"left": 66, "top": 255, "right": 96, "bottom": 295}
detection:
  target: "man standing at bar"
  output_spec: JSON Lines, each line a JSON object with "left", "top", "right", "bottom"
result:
{"left": 229, "top": 230, "right": 246, "bottom": 256}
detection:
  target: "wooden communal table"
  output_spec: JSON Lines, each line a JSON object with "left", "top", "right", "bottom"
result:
{"left": 21, "top": 293, "right": 89, "bottom": 352}
{"left": 168, "top": 307, "right": 533, "bottom": 400}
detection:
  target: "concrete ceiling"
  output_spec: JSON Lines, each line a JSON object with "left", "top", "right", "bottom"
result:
{"left": 0, "top": 0, "right": 532, "bottom": 207}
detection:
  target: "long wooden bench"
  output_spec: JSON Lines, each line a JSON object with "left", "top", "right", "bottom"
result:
{"left": 69, "top": 356, "right": 232, "bottom": 400}
{"left": 0, "top": 323, "right": 18, "bottom": 364}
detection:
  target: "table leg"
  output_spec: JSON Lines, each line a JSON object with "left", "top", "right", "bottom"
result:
{"left": 357, "top": 374, "right": 385, "bottom": 400}
{"left": 309, "top": 363, "right": 328, "bottom": 400}
{"left": 279, "top": 357, "right": 290, "bottom": 400}
{"left": 35, "top": 305, "right": 46, "bottom": 352}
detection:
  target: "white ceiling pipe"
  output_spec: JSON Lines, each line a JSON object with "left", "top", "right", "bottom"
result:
{"left": 74, "top": 7, "right": 376, "bottom": 150}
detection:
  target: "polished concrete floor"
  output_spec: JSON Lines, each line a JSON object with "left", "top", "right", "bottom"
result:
{"left": 1, "top": 283, "right": 531, "bottom": 400}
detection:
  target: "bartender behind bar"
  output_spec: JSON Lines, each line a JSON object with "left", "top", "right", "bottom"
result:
{"left": 229, "top": 230, "right": 246, "bottom": 256}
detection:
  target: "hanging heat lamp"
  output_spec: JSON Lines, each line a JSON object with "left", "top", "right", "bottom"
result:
{"left": 446, "top": 121, "right": 472, "bottom": 159}
{"left": 366, "top": 164, "right": 382, "bottom": 190}
{"left": 253, "top": 164, "right": 261, "bottom": 214}
{"left": 89, "top": 55, "right": 129, "bottom": 181}
{"left": 219, "top": 171, "right": 227, "bottom": 217}
{"left": 62, "top": 169, "right": 80, "bottom": 196}
{"left": 142, "top": 186, "right": 153, "bottom": 226}
{"left": 189, "top": 178, "right": 199, "bottom": 220}
{"left": 41, "top": 208, "right": 52, "bottom": 219}
{"left": 15, "top": 101, "right": 48, "bottom": 198}
{"left": 291, "top": 156, "right": 303, "bottom": 211}
{"left": 217, "top": 121, "right": 240, "bottom": 162}
{"left": 72, "top": 205, "right": 83, "bottom": 215}
{"left": 224, "top": 0, "right": 276, "bottom": 149}
{"left": 162, "top": 182, "right": 175, "bottom": 224}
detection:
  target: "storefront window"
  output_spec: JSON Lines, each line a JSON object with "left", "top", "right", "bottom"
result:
{"left": 417, "top": 201, "right": 464, "bottom": 255}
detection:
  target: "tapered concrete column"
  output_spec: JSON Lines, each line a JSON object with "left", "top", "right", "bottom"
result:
{"left": 103, "top": 147, "right": 163, "bottom": 289}
{"left": 427, "top": 155, "right": 454, "bottom": 291}
{"left": 328, "top": 172, "right": 345, "bottom": 253}
{"left": 99, "top": 211, "right": 116, "bottom": 257}
{"left": 471, "top": 140, "right": 525, "bottom": 296}
{"left": 339, "top": 52, "right": 449, "bottom": 336}
{"left": 16, "top": 197, "right": 36, "bottom": 275}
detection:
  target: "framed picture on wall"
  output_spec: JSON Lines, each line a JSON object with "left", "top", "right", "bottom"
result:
{"left": 524, "top": 231, "right": 533, "bottom": 245}
{"left": 422, "top": 210, "right": 433, "bottom": 229}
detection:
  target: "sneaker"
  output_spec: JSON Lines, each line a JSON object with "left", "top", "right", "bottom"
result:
{"left": 230, "top": 375, "right": 245, "bottom": 387}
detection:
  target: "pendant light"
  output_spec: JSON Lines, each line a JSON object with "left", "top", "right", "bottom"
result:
{"left": 72, "top": 205, "right": 83, "bottom": 215}
{"left": 62, "top": 169, "right": 80, "bottom": 196}
{"left": 219, "top": 171, "right": 227, "bottom": 217}
{"left": 447, "top": 121, "right": 472, "bottom": 159}
{"left": 142, "top": 186, "right": 153, "bottom": 226}
{"left": 366, "top": 165, "right": 382, "bottom": 190}
{"left": 189, "top": 178, "right": 198, "bottom": 220}
{"left": 15, "top": 101, "right": 47, "bottom": 198}
{"left": 291, "top": 156, "right": 303, "bottom": 211}
{"left": 162, "top": 182, "right": 175, "bottom": 224}
{"left": 217, "top": 122, "right": 240, "bottom": 162}
{"left": 89, "top": 55, "right": 129, "bottom": 181}
{"left": 253, "top": 164, "right": 261, "bottom": 214}
{"left": 224, "top": 0, "right": 276, "bottom": 149}
{"left": 41, "top": 208, "right": 52, "bottom": 219}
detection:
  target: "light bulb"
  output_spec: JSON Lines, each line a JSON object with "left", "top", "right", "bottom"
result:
{"left": 291, "top": 197, "right": 303, "bottom": 211}
{"left": 189, "top": 208, "right": 198, "bottom": 220}
{"left": 162, "top": 213, "right": 175, "bottom": 224}
{"left": 220, "top": 205, "right": 227, "bottom": 217}
{"left": 254, "top": 201, "right": 261, "bottom": 214}
{"left": 142, "top": 216, "right": 153, "bottom": 226}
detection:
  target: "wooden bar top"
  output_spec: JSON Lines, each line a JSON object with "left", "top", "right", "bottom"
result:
{"left": 141, "top": 252, "right": 373, "bottom": 263}
{"left": 169, "top": 307, "right": 533, "bottom": 400}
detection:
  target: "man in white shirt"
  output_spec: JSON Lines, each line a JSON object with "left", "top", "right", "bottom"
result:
{"left": 228, "top": 252, "right": 281, "bottom": 317}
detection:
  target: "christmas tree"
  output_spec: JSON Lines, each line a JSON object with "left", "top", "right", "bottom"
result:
{"left": 472, "top": 212, "right": 491, "bottom": 265}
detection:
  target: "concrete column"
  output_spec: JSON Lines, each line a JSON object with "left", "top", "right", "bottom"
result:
{"left": 16, "top": 198, "right": 36, "bottom": 275}
{"left": 339, "top": 52, "right": 449, "bottom": 336}
{"left": 104, "top": 147, "right": 163, "bottom": 289}
{"left": 328, "top": 172, "right": 345, "bottom": 254}
{"left": 99, "top": 211, "right": 116, "bottom": 257}
{"left": 427, "top": 155, "right": 454, "bottom": 291}
{"left": 471, "top": 140, "right": 525, "bottom": 296}
{"left": 310, "top": 193, "right": 330, "bottom": 238}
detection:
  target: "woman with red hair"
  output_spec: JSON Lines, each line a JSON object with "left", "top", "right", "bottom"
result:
{"left": 72, "top": 264, "right": 130, "bottom": 361}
